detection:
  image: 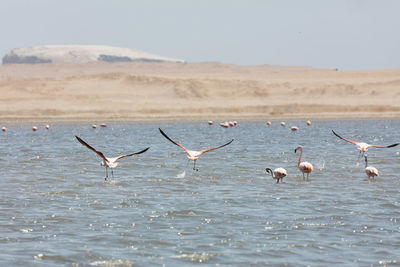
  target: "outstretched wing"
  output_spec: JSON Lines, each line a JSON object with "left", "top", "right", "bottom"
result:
{"left": 115, "top": 147, "right": 150, "bottom": 160}
{"left": 332, "top": 130, "right": 359, "bottom": 145}
{"left": 75, "top": 135, "right": 109, "bottom": 162}
{"left": 370, "top": 143, "right": 399, "bottom": 148}
{"left": 199, "top": 139, "right": 234, "bottom": 154}
{"left": 159, "top": 128, "right": 189, "bottom": 153}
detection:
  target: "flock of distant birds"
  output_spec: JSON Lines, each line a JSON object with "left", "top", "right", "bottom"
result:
{"left": 1, "top": 120, "right": 399, "bottom": 182}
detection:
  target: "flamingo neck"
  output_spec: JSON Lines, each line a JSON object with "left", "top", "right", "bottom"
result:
{"left": 298, "top": 149, "right": 303, "bottom": 167}
{"left": 266, "top": 168, "right": 274, "bottom": 178}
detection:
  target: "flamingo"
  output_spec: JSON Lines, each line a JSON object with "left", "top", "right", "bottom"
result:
{"left": 364, "top": 155, "right": 379, "bottom": 179}
{"left": 159, "top": 128, "right": 234, "bottom": 171}
{"left": 291, "top": 126, "right": 299, "bottom": 131}
{"left": 75, "top": 136, "right": 149, "bottom": 180}
{"left": 266, "top": 121, "right": 271, "bottom": 126}
{"left": 332, "top": 130, "right": 399, "bottom": 161}
{"left": 265, "top": 167, "right": 287, "bottom": 183}
{"left": 306, "top": 120, "right": 311, "bottom": 126}
{"left": 294, "top": 146, "right": 313, "bottom": 180}
{"left": 32, "top": 126, "right": 38, "bottom": 131}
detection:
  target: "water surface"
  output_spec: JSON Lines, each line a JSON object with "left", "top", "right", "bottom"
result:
{"left": 1, "top": 120, "right": 399, "bottom": 266}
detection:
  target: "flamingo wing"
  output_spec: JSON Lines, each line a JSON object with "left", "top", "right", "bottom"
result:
{"left": 369, "top": 143, "right": 399, "bottom": 148}
{"left": 159, "top": 128, "right": 190, "bottom": 154}
{"left": 332, "top": 130, "right": 359, "bottom": 145}
{"left": 75, "top": 135, "right": 109, "bottom": 162}
{"left": 199, "top": 139, "right": 234, "bottom": 154}
{"left": 115, "top": 147, "right": 150, "bottom": 160}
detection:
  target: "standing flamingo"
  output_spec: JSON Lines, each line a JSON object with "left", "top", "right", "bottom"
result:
{"left": 294, "top": 146, "right": 313, "bottom": 180}
{"left": 265, "top": 167, "right": 287, "bottom": 183}
{"left": 159, "top": 128, "right": 233, "bottom": 171}
{"left": 364, "top": 155, "right": 379, "bottom": 180}
{"left": 332, "top": 130, "right": 399, "bottom": 161}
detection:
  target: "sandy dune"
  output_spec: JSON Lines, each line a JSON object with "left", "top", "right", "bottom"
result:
{"left": 0, "top": 62, "right": 399, "bottom": 122}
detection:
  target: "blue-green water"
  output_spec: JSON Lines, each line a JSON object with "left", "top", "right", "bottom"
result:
{"left": 1, "top": 120, "right": 399, "bottom": 266}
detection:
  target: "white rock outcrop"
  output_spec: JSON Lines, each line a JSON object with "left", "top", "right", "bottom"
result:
{"left": 2, "top": 45, "right": 184, "bottom": 64}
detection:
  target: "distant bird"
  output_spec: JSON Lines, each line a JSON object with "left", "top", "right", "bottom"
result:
{"left": 208, "top": 121, "right": 214, "bottom": 125}
{"left": 291, "top": 126, "right": 299, "bottom": 131}
{"left": 92, "top": 124, "right": 98, "bottom": 129}
{"left": 265, "top": 167, "right": 287, "bottom": 183}
{"left": 266, "top": 121, "right": 271, "bottom": 126}
{"left": 32, "top": 126, "right": 38, "bottom": 132}
{"left": 159, "top": 128, "right": 233, "bottom": 171}
{"left": 100, "top": 123, "right": 107, "bottom": 128}
{"left": 306, "top": 120, "right": 311, "bottom": 126}
{"left": 75, "top": 136, "right": 149, "bottom": 180}
{"left": 220, "top": 122, "right": 230, "bottom": 128}
{"left": 281, "top": 122, "right": 286, "bottom": 127}
{"left": 1, "top": 127, "right": 6, "bottom": 132}
{"left": 364, "top": 155, "right": 379, "bottom": 179}
{"left": 332, "top": 130, "right": 399, "bottom": 161}
{"left": 45, "top": 125, "right": 50, "bottom": 130}
{"left": 294, "top": 146, "right": 313, "bottom": 180}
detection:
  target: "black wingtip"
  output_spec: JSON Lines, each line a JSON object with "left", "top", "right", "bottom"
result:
{"left": 332, "top": 130, "right": 342, "bottom": 139}
{"left": 138, "top": 147, "right": 150, "bottom": 154}
{"left": 387, "top": 143, "right": 399, "bottom": 148}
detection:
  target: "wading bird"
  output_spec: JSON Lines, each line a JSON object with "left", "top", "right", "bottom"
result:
{"left": 159, "top": 128, "right": 234, "bottom": 171}
{"left": 294, "top": 146, "right": 313, "bottom": 180}
{"left": 75, "top": 136, "right": 149, "bottom": 180}
{"left": 265, "top": 167, "right": 287, "bottom": 183}
{"left": 364, "top": 155, "right": 379, "bottom": 180}
{"left": 332, "top": 130, "right": 399, "bottom": 161}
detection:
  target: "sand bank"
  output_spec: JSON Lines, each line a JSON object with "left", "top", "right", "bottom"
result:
{"left": 0, "top": 62, "right": 399, "bottom": 122}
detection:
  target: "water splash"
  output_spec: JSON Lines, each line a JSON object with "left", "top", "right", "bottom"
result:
{"left": 176, "top": 170, "right": 186, "bottom": 178}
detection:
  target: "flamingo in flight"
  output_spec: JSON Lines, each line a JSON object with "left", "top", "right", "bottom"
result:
{"left": 332, "top": 130, "right": 399, "bottom": 161}
{"left": 159, "top": 128, "right": 234, "bottom": 171}
{"left": 294, "top": 146, "right": 313, "bottom": 180}
{"left": 75, "top": 136, "right": 149, "bottom": 180}
{"left": 364, "top": 155, "right": 379, "bottom": 180}
{"left": 265, "top": 167, "right": 287, "bottom": 183}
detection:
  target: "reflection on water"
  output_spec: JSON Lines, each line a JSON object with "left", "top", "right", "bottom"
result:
{"left": 0, "top": 120, "right": 399, "bottom": 265}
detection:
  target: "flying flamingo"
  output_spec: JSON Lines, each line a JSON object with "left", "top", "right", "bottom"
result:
{"left": 294, "top": 146, "right": 313, "bottom": 180}
{"left": 332, "top": 130, "right": 399, "bottom": 161}
{"left": 159, "top": 128, "right": 234, "bottom": 171}
{"left": 75, "top": 136, "right": 149, "bottom": 180}
{"left": 364, "top": 155, "right": 379, "bottom": 180}
{"left": 265, "top": 167, "right": 287, "bottom": 183}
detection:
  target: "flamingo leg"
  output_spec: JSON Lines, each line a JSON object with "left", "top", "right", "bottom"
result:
{"left": 111, "top": 169, "right": 114, "bottom": 179}
{"left": 357, "top": 151, "right": 365, "bottom": 164}
{"left": 105, "top": 167, "right": 108, "bottom": 181}
{"left": 302, "top": 173, "right": 305, "bottom": 180}
{"left": 193, "top": 160, "right": 199, "bottom": 171}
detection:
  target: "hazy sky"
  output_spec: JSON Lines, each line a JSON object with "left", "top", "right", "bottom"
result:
{"left": 1, "top": 0, "right": 399, "bottom": 70}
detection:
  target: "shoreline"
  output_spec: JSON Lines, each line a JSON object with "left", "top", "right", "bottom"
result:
{"left": 1, "top": 112, "right": 399, "bottom": 124}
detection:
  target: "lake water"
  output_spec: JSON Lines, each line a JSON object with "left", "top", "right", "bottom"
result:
{"left": 1, "top": 120, "right": 399, "bottom": 266}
